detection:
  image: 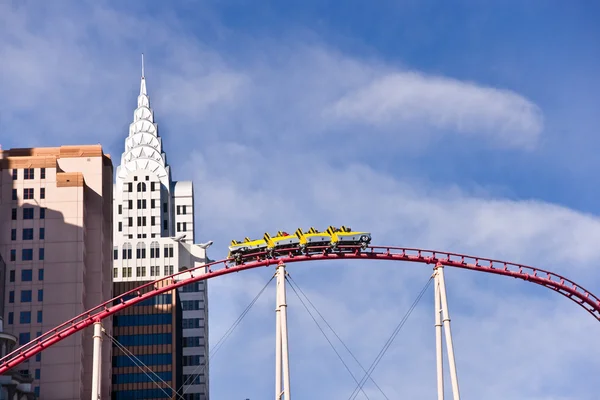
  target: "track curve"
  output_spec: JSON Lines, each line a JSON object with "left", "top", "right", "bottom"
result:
{"left": 1, "top": 244, "right": 599, "bottom": 374}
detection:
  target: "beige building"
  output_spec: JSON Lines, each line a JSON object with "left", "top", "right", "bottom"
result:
{"left": 0, "top": 145, "right": 114, "bottom": 400}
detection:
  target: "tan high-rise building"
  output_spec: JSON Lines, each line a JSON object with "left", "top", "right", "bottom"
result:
{"left": 0, "top": 145, "right": 114, "bottom": 400}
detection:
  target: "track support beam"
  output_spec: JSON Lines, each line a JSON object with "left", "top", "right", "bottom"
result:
{"left": 434, "top": 264, "right": 461, "bottom": 400}
{"left": 91, "top": 320, "right": 103, "bottom": 400}
{"left": 275, "top": 261, "right": 292, "bottom": 400}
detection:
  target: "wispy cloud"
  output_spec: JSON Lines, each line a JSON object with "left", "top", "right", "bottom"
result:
{"left": 327, "top": 71, "right": 544, "bottom": 149}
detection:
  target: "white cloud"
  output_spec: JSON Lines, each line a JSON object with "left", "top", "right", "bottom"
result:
{"left": 327, "top": 71, "right": 544, "bottom": 149}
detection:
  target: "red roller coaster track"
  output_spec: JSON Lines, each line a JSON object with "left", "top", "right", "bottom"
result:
{"left": 1, "top": 244, "right": 599, "bottom": 374}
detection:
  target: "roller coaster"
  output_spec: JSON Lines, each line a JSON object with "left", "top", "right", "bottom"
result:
{"left": 228, "top": 226, "right": 372, "bottom": 262}
{"left": 1, "top": 238, "right": 599, "bottom": 378}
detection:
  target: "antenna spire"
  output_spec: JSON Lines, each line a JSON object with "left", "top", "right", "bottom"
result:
{"left": 139, "top": 54, "right": 147, "bottom": 96}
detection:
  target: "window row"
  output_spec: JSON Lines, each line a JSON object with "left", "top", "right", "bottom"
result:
{"left": 12, "top": 168, "right": 46, "bottom": 180}
{"left": 8, "top": 289, "right": 43, "bottom": 303}
{"left": 112, "top": 371, "right": 172, "bottom": 385}
{"left": 182, "top": 393, "right": 204, "bottom": 400}
{"left": 8, "top": 269, "right": 44, "bottom": 282}
{"left": 18, "top": 331, "right": 42, "bottom": 346}
{"left": 11, "top": 207, "right": 46, "bottom": 220}
{"left": 117, "top": 217, "right": 168, "bottom": 231}
{"left": 120, "top": 293, "right": 172, "bottom": 306}
{"left": 176, "top": 222, "right": 188, "bottom": 232}
{"left": 182, "top": 355, "right": 204, "bottom": 367}
{"left": 8, "top": 248, "right": 45, "bottom": 262}
{"left": 113, "top": 313, "right": 173, "bottom": 327}
{"left": 122, "top": 181, "right": 163, "bottom": 193}
{"left": 7, "top": 310, "right": 43, "bottom": 325}
{"left": 113, "top": 333, "right": 172, "bottom": 347}
{"left": 12, "top": 187, "right": 45, "bottom": 201}
{"left": 180, "top": 282, "right": 202, "bottom": 293}
{"left": 181, "top": 300, "right": 203, "bottom": 311}
{"left": 118, "top": 198, "right": 165, "bottom": 213}
{"left": 115, "top": 243, "right": 174, "bottom": 260}
{"left": 182, "top": 318, "right": 204, "bottom": 329}
{"left": 176, "top": 205, "right": 188, "bottom": 215}
{"left": 182, "top": 336, "right": 202, "bottom": 348}
{"left": 113, "top": 388, "right": 173, "bottom": 400}
{"left": 112, "top": 354, "right": 172, "bottom": 368}
{"left": 115, "top": 265, "right": 174, "bottom": 278}
{"left": 11, "top": 228, "right": 45, "bottom": 241}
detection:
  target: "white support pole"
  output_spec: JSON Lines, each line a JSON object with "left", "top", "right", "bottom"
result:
{"left": 91, "top": 320, "right": 103, "bottom": 400}
{"left": 436, "top": 265, "right": 461, "bottom": 400}
{"left": 434, "top": 272, "right": 444, "bottom": 400}
{"left": 275, "top": 270, "right": 282, "bottom": 400}
{"left": 276, "top": 262, "right": 292, "bottom": 400}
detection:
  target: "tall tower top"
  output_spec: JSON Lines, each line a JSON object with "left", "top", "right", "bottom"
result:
{"left": 115, "top": 56, "right": 172, "bottom": 190}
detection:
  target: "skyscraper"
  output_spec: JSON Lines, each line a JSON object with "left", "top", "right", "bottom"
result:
{"left": 111, "top": 60, "right": 210, "bottom": 400}
{"left": 0, "top": 145, "right": 114, "bottom": 400}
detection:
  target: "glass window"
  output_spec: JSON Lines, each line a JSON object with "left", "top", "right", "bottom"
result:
{"left": 11, "top": 229, "right": 16, "bottom": 241}
{"left": 20, "top": 311, "right": 31, "bottom": 324}
{"left": 39, "top": 228, "right": 45, "bottom": 240}
{"left": 23, "top": 208, "right": 34, "bottom": 219}
{"left": 21, "top": 269, "right": 32, "bottom": 281}
{"left": 40, "top": 208, "right": 46, "bottom": 219}
{"left": 39, "top": 248, "right": 44, "bottom": 261}
{"left": 40, "top": 168, "right": 46, "bottom": 179}
{"left": 37, "top": 311, "right": 43, "bottom": 323}
{"left": 18, "top": 332, "right": 30, "bottom": 344}
{"left": 22, "top": 228, "right": 34, "bottom": 240}
{"left": 38, "top": 269, "right": 44, "bottom": 281}
{"left": 21, "top": 290, "right": 32, "bottom": 302}
{"left": 37, "top": 289, "right": 43, "bottom": 301}
{"left": 22, "top": 249, "right": 33, "bottom": 261}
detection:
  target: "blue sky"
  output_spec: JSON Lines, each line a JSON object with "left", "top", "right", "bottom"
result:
{"left": 2, "top": 1, "right": 600, "bottom": 398}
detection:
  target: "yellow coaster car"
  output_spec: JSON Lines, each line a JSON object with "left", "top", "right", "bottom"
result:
{"left": 326, "top": 226, "right": 371, "bottom": 249}
{"left": 228, "top": 236, "right": 268, "bottom": 261}
{"left": 264, "top": 231, "right": 300, "bottom": 255}
{"left": 295, "top": 227, "right": 332, "bottom": 253}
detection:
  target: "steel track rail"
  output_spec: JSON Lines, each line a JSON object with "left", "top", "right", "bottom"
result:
{"left": 1, "top": 245, "right": 598, "bottom": 374}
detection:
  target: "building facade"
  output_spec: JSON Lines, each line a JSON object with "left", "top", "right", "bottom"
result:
{"left": 111, "top": 66, "right": 210, "bottom": 400}
{"left": 0, "top": 252, "right": 37, "bottom": 400}
{"left": 0, "top": 145, "right": 114, "bottom": 400}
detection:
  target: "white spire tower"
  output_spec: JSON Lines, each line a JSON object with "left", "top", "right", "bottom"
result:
{"left": 112, "top": 55, "right": 210, "bottom": 400}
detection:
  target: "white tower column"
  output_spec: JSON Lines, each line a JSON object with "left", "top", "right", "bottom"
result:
{"left": 434, "top": 264, "right": 461, "bottom": 400}
{"left": 275, "top": 261, "right": 292, "bottom": 400}
{"left": 91, "top": 320, "right": 103, "bottom": 400}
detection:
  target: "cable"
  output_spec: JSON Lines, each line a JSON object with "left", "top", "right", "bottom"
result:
{"left": 287, "top": 274, "right": 391, "bottom": 400}
{"left": 104, "top": 329, "right": 183, "bottom": 400}
{"left": 286, "top": 276, "right": 373, "bottom": 400}
{"left": 348, "top": 276, "right": 433, "bottom": 400}
{"left": 178, "top": 274, "right": 275, "bottom": 395}
{"left": 109, "top": 332, "right": 183, "bottom": 399}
